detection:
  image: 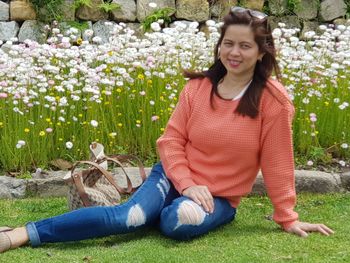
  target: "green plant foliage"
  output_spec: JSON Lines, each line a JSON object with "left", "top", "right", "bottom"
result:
{"left": 286, "top": 0, "right": 301, "bottom": 14}
{"left": 29, "top": 0, "right": 65, "bottom": 23}
{"left": 66, "top": 21, "right": 90, "bottom": 32}
{"left": 141, "top": 7, "right": 175, "bottom": 32}
{"left": 74, "top": 0, "right": 93, "bottom": 10}
{"left": 99, "top": 2, "right": 121, "bottom": 13}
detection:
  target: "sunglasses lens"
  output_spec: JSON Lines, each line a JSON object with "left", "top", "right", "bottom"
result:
{"left": 231, "top": 6, "right": 267, "bottom": 19}
{"left": 250, "top": 10, "right": 267, "bottom": 19}
{"left": 231, "top": 7, "right": 246, "bottom": 13}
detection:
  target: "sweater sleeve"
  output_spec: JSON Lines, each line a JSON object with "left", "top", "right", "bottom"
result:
{"left": 260, "top": 103, "right": 299, "bottom": 230}
{"left": 156, "top": 81, "right": 197, "bottom": 193}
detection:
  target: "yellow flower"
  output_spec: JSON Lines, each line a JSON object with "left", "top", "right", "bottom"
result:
{"left": 324, "top": 101, "right": 329, "bottom": 106}
{"left": 24, "top": 128, "right": 30, "bottom": 133}
{"left": 108, "top": 51, "right": 113, "bottom": 56}
{"left": 76, "top": 38, "right": 83, "bottom": 45}
{"left": 160, "top": 128, "right": 165, "bottom": 132}
{"left": 136, "top": 120, "right": 141, "bottom": 124}
{"left": 55, "top": 96, "right": 60, "bottom": 101}
{"left": 57, "top": 122, "right": 61, "bottom": 126}
{"left": 117, "top": 113, "right": 122, "bottom": 116}
{"left": 39, "top": 131, "right": 45, "bottom": 136}
{"left": 116, "top": 88, "right": 122, "bottom": 93}
{"left": 95, "top": 138, "right": 100, "bottom": 142}
{"left": 138, "top": 74, "right": 145, "bottom": 80}
{"left": 104, "top": 101, "right": 110, "bottom": 105}
{"left": 139, "top": 109, "right": 143, "bottom": 112}
{"left": 78, "top": 114, "right": 83, "bottom": 118}
{"left": 67, "top": 121, "right": 71, "bottom": 125}
{"left": 105, "top": 68, "right": 111, "bottom": 73}
{"left": 0, "top": 122, "right": 3, "bottom": 127}
{"left": 147, "top": 80, "right": 152, "bottom": 85}
{"left": 59, "top": 138, "right": 63, "bottom": 141}
{"left": 46, "top": 118, "right": 51, "bottom": 122}
{"left": 118, "top": 123, "right": 123, "bottom": 127}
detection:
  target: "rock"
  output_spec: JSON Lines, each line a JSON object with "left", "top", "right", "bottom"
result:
{"left": 92, "top": 20, "right": 116, "bottom": 43}
{"left": 110, "top": 0, "right": 137, "bottom": 22}
{"left": 18, "top": 20, "right": 47, "bottom": 43}
{"left": 27, "top": 177, "right": 69, "bottom": 197}
{"left": 333, "top": 18, "right": 350, "bottom": 26}
{"left": 137, "top": 0, "right": 176, "bottom": 22}
{"left": 268, "top": 15, "right": 301, "bottom": 30}
{"left": 243, "top": 0, "right": 264, "bottom": 11}
{"left": 0, "top": 176, "right": 26, "bottom": 199}
{"left": 211, "top": 0, "right": 237, "bottom": 19}
{"left": 300, "top": 21, "right": 322, "bottom": 39}
{"left": 76, "top": 0, "right": 108, "bottom": 22}
{"left": 268, "top": 0, "right": 288, "bottom": 16}
{"left": 60, "top": 0, "right": 75, "bottom": 21}
{"left": 175, "top": 0, "right": 209, "bottom": 22}
{"left": 340, "top": 171, "right": 350, "bottom": 191}
{"left": 0, "top": 1, "right": 9, "bottom": 20}
{"left": 251, "top": 170, "right": 341, "bottom": 195}
{"left": 294, "top": 170, "right": 341, "bottom": 193}
{"left": 10, "top": 0, "right": 36, "bottom": 21}
{"left": 294, "top": 0, "right": 318, "bottom": 20}
{"left": 0, "top": 21, "right": 19, "bottom": 41}
{"left": 320, "top": 0, "right": 347, "bottom": 22}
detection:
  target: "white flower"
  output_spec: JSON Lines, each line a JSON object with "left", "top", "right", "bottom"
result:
{"left": 206, "top": 20, "right": 216, "bottom": 27}
{"left": 151, "top": 22, "right": 161, "bottom": 32}
{"left": 148, "top": 2, "right": 157, "bottom": 8}
{"left": 319, "top": 25, "right": 327, "bottom": 31}
{"left": 307, "top": 160, "right": 314, "bottom": 166}
{"left": 66, "top": 141, "right": 73, "bottom": 149}
{"left": 341, "top": 143, "right": 348, "bottom": 149}
{"left": 339, "top": 160, "right": 346, "bottom": 167}
{"left": 149, "top": 100, "right": 155, "bottom": 105}
{"left": 90, "top": 120, "right": 98, "bottom": 127}
{"left": 16, "top": 140, "right": 26, "bottom": 149}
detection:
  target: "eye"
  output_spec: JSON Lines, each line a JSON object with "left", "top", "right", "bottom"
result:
{"left": 223, "top": 42, "right": 232, "bottom": 47}
{"left": 241, "top": 44, "right": 251, "bottom": 49}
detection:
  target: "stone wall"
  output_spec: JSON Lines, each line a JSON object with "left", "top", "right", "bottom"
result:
{"left": 0, "top": 0, "right": 348, "bottom": 43}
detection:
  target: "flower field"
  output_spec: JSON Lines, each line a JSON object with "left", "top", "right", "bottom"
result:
{"left": 0, "top": 20, "right": 349, "bottom": 172}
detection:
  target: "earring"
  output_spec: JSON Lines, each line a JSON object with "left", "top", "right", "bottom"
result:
{"left": 217, "top": 47, "right": 221, "bottom": 59}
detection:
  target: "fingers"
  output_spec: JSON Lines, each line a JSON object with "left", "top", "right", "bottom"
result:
{"left": 288, "top": 222, "right": 334, "bottom": 238}
{"left": 182, "top": 186, "right": 215, "bottom": 213}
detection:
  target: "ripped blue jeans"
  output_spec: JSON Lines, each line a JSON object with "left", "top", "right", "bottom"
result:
{"left": 26, "top": 162, "right": 236, "bottom": 246}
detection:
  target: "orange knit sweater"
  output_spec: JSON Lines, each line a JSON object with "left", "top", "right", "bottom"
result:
{"left": 157, "top": 77, "right": 298, "bottom": 230}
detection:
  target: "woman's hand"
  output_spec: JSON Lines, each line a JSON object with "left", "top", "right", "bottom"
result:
{"left": 286, "top": 221, "right": 334, "bottom": 237}
{"left": 182, "top": 185, "right": 214, "bottom": 213}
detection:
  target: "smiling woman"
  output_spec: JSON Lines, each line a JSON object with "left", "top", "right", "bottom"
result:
{"left": 0, "top": 7, "right": 334, "bottom": 254}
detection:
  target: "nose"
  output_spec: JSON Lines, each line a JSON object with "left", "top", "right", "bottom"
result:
{"left": 229, "top": 45, "right": 240, "bottom": 56}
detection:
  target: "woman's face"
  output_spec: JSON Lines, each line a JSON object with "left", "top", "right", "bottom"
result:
{"left": 219, "top": 25, "right": 264, "bottom": 79}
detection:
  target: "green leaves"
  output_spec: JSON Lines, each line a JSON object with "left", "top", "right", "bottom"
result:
{"left": 141, "top": 7, "right": 175, "bottom": 32}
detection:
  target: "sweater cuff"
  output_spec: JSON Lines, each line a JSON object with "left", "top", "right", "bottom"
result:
{"left": 280, "top": 220, "right": 298, "bottom": 231}
{"left": 174, "top": 178, "right": 197, "bottom": 194}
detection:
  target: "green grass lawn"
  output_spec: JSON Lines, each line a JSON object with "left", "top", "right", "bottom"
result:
{"left": 0, "top": 193, "right": 349, "bottom": 262}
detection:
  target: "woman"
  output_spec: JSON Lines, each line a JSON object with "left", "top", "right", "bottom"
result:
{"left": 0, "top": 7, "right": 333, "bottom": 253}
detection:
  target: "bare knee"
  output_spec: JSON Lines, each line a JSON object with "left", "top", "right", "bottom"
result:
{"left": 160, "top": 200, "right": 207, "bottom": 240}
{"left": 126, "top": 204, "right": 146, "bottom": 228}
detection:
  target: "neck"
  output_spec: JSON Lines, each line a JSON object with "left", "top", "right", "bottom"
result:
{"left": 222, "top": 72, "right": 254, "bottom": 89}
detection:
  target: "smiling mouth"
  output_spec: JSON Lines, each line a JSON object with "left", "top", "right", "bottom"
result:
{"left": 228, "top": 59, "right": 241, "bottom": 67}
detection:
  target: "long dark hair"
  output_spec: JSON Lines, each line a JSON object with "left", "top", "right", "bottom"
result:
{"left": 184, "top": 9, "right": 281, "bottom": 118}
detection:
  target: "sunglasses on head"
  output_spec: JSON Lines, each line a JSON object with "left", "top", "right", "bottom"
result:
{"left": 231, "top": 6, "right": 267, "bottom": 20}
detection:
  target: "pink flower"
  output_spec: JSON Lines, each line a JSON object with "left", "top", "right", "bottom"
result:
{"left": 0, "top": 92, "right": 8, "bottom": 98}
{"left": 151, "top": 115, "right": 159, "bottom": 121}
{"left": 46, "top": 128, "right": 53, "bottom": 133}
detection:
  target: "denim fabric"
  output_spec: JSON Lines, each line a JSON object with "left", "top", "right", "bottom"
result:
{"left": 26, "top": 162, "right": 236, "bottom": 246}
